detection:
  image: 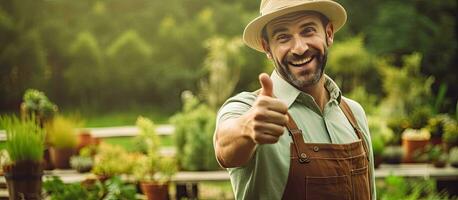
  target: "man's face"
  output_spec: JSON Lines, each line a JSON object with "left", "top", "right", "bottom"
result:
{"left": 264, "top": 11, "right": 333, "bottom": 89}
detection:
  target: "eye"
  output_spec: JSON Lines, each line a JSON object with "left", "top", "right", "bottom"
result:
{"left": 302, "top": 27, "right": 316, "bottom": 35}
{"left": 276, "top": 34, "right": 290, "bottom": 43}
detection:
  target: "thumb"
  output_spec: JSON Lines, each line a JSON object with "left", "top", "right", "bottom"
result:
{"left": 259, "top": 73, "right": 273, "bottom": 97}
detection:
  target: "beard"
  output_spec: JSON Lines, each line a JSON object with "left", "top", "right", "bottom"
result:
{"left": 274, "top": 47, "right": 328, "bottom": 89}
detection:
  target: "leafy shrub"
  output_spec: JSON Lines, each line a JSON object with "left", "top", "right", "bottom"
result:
{"left": 170, "top": 91, "right": 219, "bottom": 171}
{"left": 132, "top": 116, "right": 177, "bottom": 183}
{"left": 92, "top": 143, "right": 134, "bottom": 176}
{"left": 43, "top": 176, "right": 136, "bottom": 200}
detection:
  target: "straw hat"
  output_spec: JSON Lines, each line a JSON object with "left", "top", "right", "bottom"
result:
{"left": 243, "top": 0, "right": 347, "bottom": 52}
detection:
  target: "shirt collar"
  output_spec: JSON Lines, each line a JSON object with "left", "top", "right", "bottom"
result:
{"left": 270, "top": 70, "right": 342, "bottom": 108}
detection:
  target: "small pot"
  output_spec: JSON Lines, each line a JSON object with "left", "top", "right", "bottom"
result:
{"left": 77, "top": 132, "right": 93, "bottom": 152}
{"left": 402, "top": 139, "right": 429, "bottom": 163}
{"left": 140, "top": 181, "right": 169, "bottom": 200}
{"left": 433, "top": 160, "right": 447, "bottom": 168}
{"left": 49, "top": 147, "right": 76, "bottom": 169}
{"left": 451, "top": 162, "right": 458, "bottom": 168}
{"left": 3, "top": 160, "right": 43, "bottom": 200}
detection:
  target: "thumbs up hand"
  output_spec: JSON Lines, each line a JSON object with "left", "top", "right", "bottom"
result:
{"left": 243, "top": 73, "right": 289, "bottom": 144}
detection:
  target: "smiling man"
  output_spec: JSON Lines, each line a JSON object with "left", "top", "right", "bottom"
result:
{"left": 213, "top": 0, "right": 376, "bottom": 199}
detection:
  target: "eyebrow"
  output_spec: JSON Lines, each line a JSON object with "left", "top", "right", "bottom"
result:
{"left": 270, "top": 22, "right": 318, "bottom": 38}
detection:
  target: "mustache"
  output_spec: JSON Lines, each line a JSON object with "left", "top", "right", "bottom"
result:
{"left": 282, "top": 48, "right": 322, "bottom": 64}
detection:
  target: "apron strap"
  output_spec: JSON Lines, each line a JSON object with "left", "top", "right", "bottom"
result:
{"left": 339, "top": 99, "right": 370, "bottom": 161}
{"left": 285, "top": 113, "right": 310, "bottom": 163}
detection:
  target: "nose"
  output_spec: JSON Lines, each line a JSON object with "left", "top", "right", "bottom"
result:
{"left": 290, "top": 36, "right": 308, "bottom": 56}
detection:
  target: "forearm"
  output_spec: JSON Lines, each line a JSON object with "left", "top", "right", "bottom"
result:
{"left": 215, "top": 116, "right": 257, "bottom": 168}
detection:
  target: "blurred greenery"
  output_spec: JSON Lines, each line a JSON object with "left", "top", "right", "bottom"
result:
{"left": 0, "top": 0, "right": 455, "bottom": 118}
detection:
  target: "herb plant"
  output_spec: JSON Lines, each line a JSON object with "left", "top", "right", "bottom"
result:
{"left": 0, "top": 115, "right": 45, "bottom": 163}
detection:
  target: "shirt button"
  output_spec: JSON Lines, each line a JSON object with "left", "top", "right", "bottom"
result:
{"left": 313, "top": 146, "right": 319, "bottom": 152}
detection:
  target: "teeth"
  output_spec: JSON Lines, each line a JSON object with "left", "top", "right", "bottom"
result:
{"left": 291, "top": 57, "right": 312, "bottom": 65}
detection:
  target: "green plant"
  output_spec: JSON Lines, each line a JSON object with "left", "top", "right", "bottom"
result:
{"left": 70, "top": 156, "right": 93, "bottom": 173}
{"left": 133, "top": 116, "right": 160, "bottom": 154}
{"left": 170, "top": 91, "right": 219, "bottom": 171}
{"left": 408, "top": 107, "right": 433, "bottom": 129}
{"left": 133, "top": 116, "right": 177, "bottom": 183}
{"left": 92, "top": 143, "right": 133, "bottom": 176}
{"left": 43, "top": 176, "right": 92, "bottom": 200}
{"left": 449, "top": 147, "right": 458, "bottom": 167}
{"left": 443, "top": 120, "right": 458, "bottom": 144}
{"left": 386, "top": 116, "right": 410, "bottom": 144}
{"left": 377, "top": 175, "right": 452, "bottom": 200}
{"left": 45, "top": 115, "right": 79, "bottom": 149}
{"left": 0, "top": 115, "right": 45, "bottom": 163}
{"left": 22, "top": 89, "right": 58, "bottom": 121}
{"left": 43, "top": 176, "right": 136, "bottom": 200}
{"left": 415, "top": 145, "right": 447, "bottom": 163}
{"left": 427, "top": 114, "right": 452, "bottom": 139}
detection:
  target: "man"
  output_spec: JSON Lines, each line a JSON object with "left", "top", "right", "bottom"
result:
{"left": 214, "top": 0, "right": 376, "bottom": 199}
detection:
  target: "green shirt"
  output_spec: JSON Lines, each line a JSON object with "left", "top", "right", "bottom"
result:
{"left": 215, "top": 71, "right": 376, "bottom": 200}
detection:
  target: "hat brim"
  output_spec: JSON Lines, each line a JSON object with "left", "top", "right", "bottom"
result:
{"left": 243, "top": 0, "right": 347, "bottom": 52}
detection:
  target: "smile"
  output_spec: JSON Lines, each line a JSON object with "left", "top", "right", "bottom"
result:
{"left": 289, "top": 56, "right": 314, "bottom": 67}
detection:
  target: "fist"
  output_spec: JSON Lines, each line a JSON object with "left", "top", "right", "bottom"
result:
{"left": 245, "top": 73, "right": 288, "bottom": 144}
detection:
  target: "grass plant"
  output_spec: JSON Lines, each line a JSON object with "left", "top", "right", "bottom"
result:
{"left": 0, "top": 115, "right": 45, "bottom": 163}
{"left": 45, "top": 115, "right": 79, "bottom": 149}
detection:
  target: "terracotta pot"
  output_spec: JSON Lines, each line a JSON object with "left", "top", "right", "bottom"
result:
{"left": 49, "top": 147, "right": 76, "bottom": 169}
{"left": 140, "top": 181, "right": 169, "bottom": 200}
{"left": 77, "top": 132, "right": 93, "bottom": 152}
{"left": 402, "top": 139, "right": 429, "bottom": 163}
{"left": 3, "top": 160, "right": 43, "bottom": 200}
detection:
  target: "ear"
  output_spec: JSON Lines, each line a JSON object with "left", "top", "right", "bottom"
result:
{"left": 325, "top": 23, "right": 334, "bottom": 46}
{"left": 261, "top": 39, "right": 272, "bottom": 59}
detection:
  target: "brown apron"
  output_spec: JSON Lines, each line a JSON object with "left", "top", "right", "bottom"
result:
{"left": 281, "top": 99, "right": 371, "bottom": 200}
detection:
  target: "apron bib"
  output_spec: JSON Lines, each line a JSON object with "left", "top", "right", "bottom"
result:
{"left": 281, "top": 99, "right": 371, "bottom": 200}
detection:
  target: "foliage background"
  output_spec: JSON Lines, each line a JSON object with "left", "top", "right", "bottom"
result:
{"left": 0, "top": 0, "right": 456, "bottom": 119}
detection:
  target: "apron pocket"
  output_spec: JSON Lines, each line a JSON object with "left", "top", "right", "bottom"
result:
{"left": 305, "top": 175, "right": 351, "bottom": 200}
{"left": 351, "top": 167, "right": 370, "bottom": 200}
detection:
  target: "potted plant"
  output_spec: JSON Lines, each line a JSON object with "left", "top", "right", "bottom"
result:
{"left": 382, "top": 146, "right": 403, "bottom": 164}
{"left": 91, "top": 143, "right": 131, "bottom": 181}
{"left": 401, "top": 128, "right": 430, "bottom": 163}
{"left": 0, "top": 115, "right": 46, "bottom": 199}
{"left": 415, "top": 145, "right": 448, "bottom": 168}
{"left": 449, "top": 147, "right": 458, "bottom": 168}
{"left": 20, "top": 89, "right": 58, "bottom": 170}
{"left": 45, "top": 116, "right": 79, "bottom": 169}
{"left": 426, "top": 115, "right": 451, "bottom": 145}
{"left": 133, "top": 116, "right": 177, "bottom": 200}
{"left": 20, "top": 89, "right": 58, "bottom": 126}
{"left": 70, "top": 156, "right": 93, "bottom": 173}
{"left": 170, "top": 92, "right": 219, "bottom": 171}
{"left": 443, "top": 120, "right": 458, "bottom": 151}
